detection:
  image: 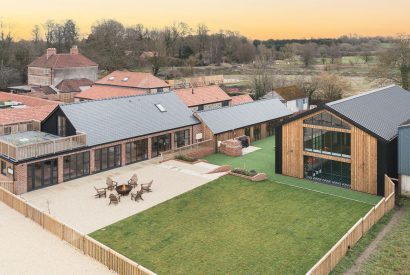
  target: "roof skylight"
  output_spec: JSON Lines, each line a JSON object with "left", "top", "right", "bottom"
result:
{"left": 108, "top": 76, "right": 115, "bottom": 81}
{"left": 155, "top": 103, "right": 166, "bottom": 112}
{"left": 122, "top": 77, "right": 129, "bottom": 82}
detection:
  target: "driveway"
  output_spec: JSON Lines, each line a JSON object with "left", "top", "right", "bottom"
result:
{"left": 21, "top": 160, "right": 225, "bottom": 234}
{"left": 0, "top": 202, "right": 115, "bottom": 275}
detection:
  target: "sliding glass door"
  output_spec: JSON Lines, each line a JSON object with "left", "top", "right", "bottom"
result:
{"left": 94, "top": 145, "right": 121, "bottom": 172}
{"left": 63, "top": 152, "right": 90, "bottom": 181}
{"left": 151, "top": 134, "right": 171, "bottom": 158}
{"left": 126, "top": 139, "right": 148, "bottom": 164}
{"left": 27, "top": 159, "right": 58, "bottom": 191}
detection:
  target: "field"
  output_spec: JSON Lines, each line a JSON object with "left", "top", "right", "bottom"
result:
{"left": 90, "top": 175, "right": 372, "bottom": 274}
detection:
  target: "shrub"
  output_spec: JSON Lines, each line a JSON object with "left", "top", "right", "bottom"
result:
{"left": 232, "top": 168, "right": 257, "bottom": 177}
{"left": 175, "top": 155, "right": 198, "bottom": 163}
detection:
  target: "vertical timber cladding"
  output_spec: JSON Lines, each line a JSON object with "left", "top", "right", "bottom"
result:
{"left": 282, "top": 119, "right": 304, "bottom": 178}
{"left": 351, "top": 127, "right": 378, "bottom": 194}
{"left": 281, "top": 109, "right": 378, "bottom": 194}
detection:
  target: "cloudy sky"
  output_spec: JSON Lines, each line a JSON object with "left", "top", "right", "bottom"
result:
{"left": 2, "top": 0, "right": 409, "bottom": 40}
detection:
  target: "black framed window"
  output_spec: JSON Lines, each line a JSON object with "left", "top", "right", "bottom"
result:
{"left": 174, "top": 130, "right": 190, "bottom": 148}
{"left": 303, "top": 128, "right": 351, "bottom": 158}
{"left": 303, "top": 156, "right": 351, "bottom": 188}
{"left": 151, "top": 134, "right": 171, "bottom": 158}
{"left": 197, "top": 105, "right": 204, "bottom": 111}
{"left": 267, "top": 121, "right": 276, "bottom": 136}
{"left": 244, "top": 127, "right": 251, "bottom": 137}
{"left": 94, "top": 145, "right": 121, "bottom": 172}
{"left": 27, "top": 159, "right": 58, "bottom": 192}
{"left": 1, "top": 161, "right": 6, "bottom": 176}
{"left": 126, "top": 139, "right": 148, "bottom": 164}
{"left": 303, "top": 112, "right": 351, "bottom": 130}
{"left": 63, "top": 152, "right": 90, "bottom": 181}
{"left": 253, "top": 125, "right": 261, "bottom": 141}
{"left": 222, "top": 100, "right": 230, "bottom": 107}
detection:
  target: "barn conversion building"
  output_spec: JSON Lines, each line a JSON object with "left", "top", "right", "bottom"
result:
{"left": 275, "top": 85, "right": 410, "bottom": 196}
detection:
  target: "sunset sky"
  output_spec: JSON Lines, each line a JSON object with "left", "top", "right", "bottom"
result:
{"left": 1, "top": 0, "right": 409, "bottom": 40}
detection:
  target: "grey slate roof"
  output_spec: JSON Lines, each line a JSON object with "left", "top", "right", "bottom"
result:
{"left": 327, "top": 85, "right": 410, "bottom": 141}
{"left": 60, "top": 92, "right": 199, "bottom": 146}
{"left": 196, "top": 98, "right": 292, "bottom": 134}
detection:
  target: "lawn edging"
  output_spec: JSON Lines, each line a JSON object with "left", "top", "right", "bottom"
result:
{"left": 0, "top": 186, "right": 156, "bottom": 275}
{"left": 306, "top": 175, "right": 395, "bottom": 275}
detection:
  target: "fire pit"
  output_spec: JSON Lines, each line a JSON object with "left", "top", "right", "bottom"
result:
{"left": 116, "top": 184, "right": 132, "bottom": 196}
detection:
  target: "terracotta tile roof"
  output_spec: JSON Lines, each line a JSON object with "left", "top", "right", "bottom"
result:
{"left": 0, "top": 92, "right": 58, "bottom": 106}
{"left": 0, "top": 91, "right": 58, "bottom": 124}
{"left": 55, "top": 78, "right": 94, "bottom": 93}
{"left": 274, "top": 85, "right": 306, "bottom": 101}
{"left": 96, "top": 71, "right": 169, "bottom": 89}
{"left": 0, "top": 105, "right": 57, "bottom": 124}
{"left": 174, "top": 85, "right": 232, "bottom": 107}
{"left": 230, "top": 94, "right": 254, "bottom": 105}
{"left": 75, "top": 85, "right": 147, "bottom": 100}
{"left": 28, "top": 53, "right": 97, "bottom": 68}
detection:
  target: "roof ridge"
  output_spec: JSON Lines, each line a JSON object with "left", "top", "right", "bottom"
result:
{"left": 63, "top": 91, "right": 173, "bottom": 106}
{"left": 195, "top": 97, "right": 281, "bottom": 113}
{"left": 327, "top": 84, "right": 397, "bottom": 106}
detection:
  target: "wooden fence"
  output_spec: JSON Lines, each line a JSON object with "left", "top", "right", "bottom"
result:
{"left": 306, "top": 175, "right": 396, "bottom": 275}
{"left": 0, "top": 180, "right": 14, "bottom": 193}
{"left": 0, "top": 186, "right": 155, "bottom": 275}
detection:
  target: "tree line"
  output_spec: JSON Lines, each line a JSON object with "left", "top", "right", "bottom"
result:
{"left": 0, "top": 19, "right": 409, "bottom": 92}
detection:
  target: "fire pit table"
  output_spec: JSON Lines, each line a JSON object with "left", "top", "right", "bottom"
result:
{"left": 116, "top": 184, "right": 132, "bottom": 196}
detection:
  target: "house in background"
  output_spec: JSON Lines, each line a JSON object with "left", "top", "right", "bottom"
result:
{"left": 276, "top": 85, "right": 410, "bottom": 196}
{"left": 398, "top": 120, "right": 410, "bottom": 194}
{"left": 27, "top": 46, "right": 98, "bottom": 86}
{"left": 9, "top": 46, "right": 97, "bottom": 103}
{"left": 175, "top": 85, "right": 232, "bottom": 111}
{"left": 74, "top": 85, "right": 146, "bottom": 101}
{"left": 195, "top": 98, "right": 291, "bottom": 149}
{"left": 94, "top": 71, "right": 170, "bottom": 94}
{"left": 263, "top": 85, "right": 308, "bottom": 113}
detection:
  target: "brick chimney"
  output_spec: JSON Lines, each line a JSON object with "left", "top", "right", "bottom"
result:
{"left": 46, "top": 48, "right": 57, "bottom": 59}
{"left": 70, "top": 45, "right": 79, "bottom": 55}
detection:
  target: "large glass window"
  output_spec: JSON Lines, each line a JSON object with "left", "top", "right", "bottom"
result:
{"left": 27, "top": 159, "right": 58, "bottom": 191}
{"left": 304, "top": 156, "right": 351, "bottom": 188}
{"left": 126, "top": 139, "right": 148, "bottom": 164}
{"left": 266, "top": 121, "right": 276, "bottom": 136}
{"left": 63, "top": 152, "right": 90, "bottom": 181}
{"left": 151, "top": 134, "right": 171, "bottom": 157}
{"left": 303, "top": 128, "right": 351, "bottom": 158}
{"left": 253, "top": 125, "right": 261, "bottom": 141}
{"left": 303, "top": 112, "right": 350, "bottom": 129}
{"left": 174, "top": 130, "right": 190, "bottom": 148}
{"left": 94, "top": 145, "right": 121, "bottom": 172}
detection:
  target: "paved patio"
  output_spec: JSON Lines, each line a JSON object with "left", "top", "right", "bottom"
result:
{"left": 0, "top": 202, "right": 115, "bottom": 275}
{"left": 21, "top": 160, "right": 225, "bottom": 234}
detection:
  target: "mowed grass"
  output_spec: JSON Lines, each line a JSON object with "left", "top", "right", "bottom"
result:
{"left": 91, "top": 176, "right": 372, "bottom": 274}
{"left": 204, "top": 136, "right": 381, "bottom": 205}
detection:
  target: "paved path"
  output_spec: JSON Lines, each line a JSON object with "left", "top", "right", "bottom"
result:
{"left": 345, "top": 207, "right": 405, "bottom": 275}
{"left": 22, "top": 160, "right": 225, "bottom": 234}
{"left": 0, "top": 202, "right": 115, "bottom": 275}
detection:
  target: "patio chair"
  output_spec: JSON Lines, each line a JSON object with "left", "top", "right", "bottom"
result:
{"left": 128, "top": 174, "right": 138, "bottom": 188}
{"left": 109, "top": 194, "right": 121, "bottom": 205}
{"left": 94, "top": 187, "right": 106, "bottom": 198}
{"left": 131, "top": 188, "right": 144, "bottom": 202}
{"left": 106, "top": 176, "right": 118, "bottom": 191}
{"left": 141, "top": 180, "right": 153, "bottom": 193}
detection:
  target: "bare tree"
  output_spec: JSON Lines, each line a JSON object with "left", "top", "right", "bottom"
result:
{"left": 372, "top": 34, "right": 410, "bottom": 90}
{"left": 196, "top": 24, "right": 209, "bottom": 53}
{"left": 32, "top": 25, "right": 41, "bottom": 43}
{"left": 300, "top": 42, "right": 317, "bottom": 67}
{"left": 315, "top": 72, "right": 350, "bottom": 101}
{"left": 296, "top": 76, "right": 319, "bottom": 108}
{"left": 253, "top": 57, "right": 273, "bottom": 99}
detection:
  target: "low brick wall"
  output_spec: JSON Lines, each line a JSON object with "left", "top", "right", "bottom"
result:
{"left": 186, "top": 147, "right": 214, "bottom": 159}
{"left": 207, "top": 165, "right": 232, "bottom": 174}
{"left": 220, "top": 140, "right": 242, "bottom": 157}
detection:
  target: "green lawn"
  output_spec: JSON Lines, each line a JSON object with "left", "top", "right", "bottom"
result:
{"left": 204, "top": 136, "right": 381, "bottom": 205}
{"left": 91, "top": 176, "right": 372, "bottom": 274}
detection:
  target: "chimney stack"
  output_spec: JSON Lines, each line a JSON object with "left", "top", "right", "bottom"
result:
{"left": 70, "top": 45, "right": 79, "bottom": 55}
{"left": 46, "top": 48, "right": 57, "bottom": 59}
